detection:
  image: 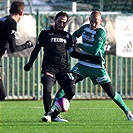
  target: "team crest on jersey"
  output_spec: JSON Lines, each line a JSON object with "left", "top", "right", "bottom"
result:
{"left": 66, "top": 34, "right": 69, "bottom": 38}
{"left": 72, "top": 66, "right": 78, "bottom": 71}
{"left": 98, "top": 37, "right": 102, "bottom": 41}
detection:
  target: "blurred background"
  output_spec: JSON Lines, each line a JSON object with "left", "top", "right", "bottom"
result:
{"left": 0, "top": 0, "right": 133, "bottom": 13}
{"left": 0, "top": 0, "right": 133, "bottom": 100}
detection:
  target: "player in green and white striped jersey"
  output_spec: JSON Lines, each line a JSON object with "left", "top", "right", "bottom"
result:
{"left": 51, "top": 10, "right": 133, "bottom": 122}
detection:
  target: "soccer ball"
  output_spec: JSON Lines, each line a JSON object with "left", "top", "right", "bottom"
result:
{"left": 55, "top": 98, "right": 70, "bottom": 112}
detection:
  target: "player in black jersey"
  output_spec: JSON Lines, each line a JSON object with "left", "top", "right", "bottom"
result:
{"left": 24, "top": 11, "right": 100, "bottom": 122}
{"left": 0, "top": 1, "right": 33, "bottom": 101}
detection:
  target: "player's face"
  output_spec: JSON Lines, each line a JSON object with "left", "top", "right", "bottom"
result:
{"left": 89, "top": 15, "right": 102, "bottom": 30}
{"left": 55, "top": 16, "right": 67, "bottom": 31}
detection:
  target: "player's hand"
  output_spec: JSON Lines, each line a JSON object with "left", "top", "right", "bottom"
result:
{"left": 73, "top": 43, "right": 81, "bottom": 49}
{"left": 72, "top": 38, "right": 77, "bottom": 44}
{"left": 24, "top": 41, "right": 33, "bottom": 48}
{"left": 24, "top": 63, "right": 31, "bottom": 71}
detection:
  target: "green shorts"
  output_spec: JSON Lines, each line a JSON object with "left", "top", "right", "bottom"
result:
{"left": 71, "top": 63, "right": 111, "bottom": 85}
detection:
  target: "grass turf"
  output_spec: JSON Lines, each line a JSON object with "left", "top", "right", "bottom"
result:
{"left": 0, "top": 100, "right": 133, "bottom": 133}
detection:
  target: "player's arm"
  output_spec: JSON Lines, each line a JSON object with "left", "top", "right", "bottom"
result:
{"left": 24, "top": 42, "right": 41, "bottom": 71}
{"left": 24, "top": 31, "right": 45, "bottom": 71}
{"left": 72, "top": 25, "right": 87, "bottom": 39}
{"left": 6, "top": 21, "right": 33, "bottom": 53}
{"left": 67, "top": 27, "right": 101, "bottom": 64}
{"left": 8, "top": 35, "right": 33, "bottom": 53}
{"left": 68, "top": 46, "right": 101, "bottom": 64}
{"left": 24, "top": 31, "right": 44, "bottom": 71}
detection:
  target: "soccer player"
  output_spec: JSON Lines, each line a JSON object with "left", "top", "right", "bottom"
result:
{"left": 0, "top": 0, "right": 33, "bottom": 101}
{"left": 51, "top": 10, "right": 133, "bottom": 122}
{"left": 24, "top": 11, "right": 101, "bottom": 122}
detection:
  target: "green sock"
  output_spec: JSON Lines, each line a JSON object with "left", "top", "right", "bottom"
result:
{"left": 113, "top": 92, "right": 129, "bottom": 113}
{"left": 51, "top": 88, "right": 65, "bottom": 110}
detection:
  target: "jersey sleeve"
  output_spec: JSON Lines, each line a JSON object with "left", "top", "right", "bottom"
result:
{"left": 72, "top": 24, "right": 88, "bottom": 39}
{"left": 38, "top": 30, "right": 45, "bottom": 47}
{"left": 6, "top": 20, "right": 17, "bottom": 52}
{"left": 6, "top": 20, "right": 27, "bottom": 52}
{"left": 6, "top": 19, "right": 16, "bottom": 39}
{"left": 26, "top": 32, "right": 43, "bottom": 66}
{"left": 66, "top": 33, "right": 73, "bottom": 49}
{"left": 78, "top": 29, "right": 106, "bottom": 55}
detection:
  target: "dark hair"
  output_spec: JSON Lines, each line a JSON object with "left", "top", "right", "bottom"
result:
{"left": 9, "top": 0, "right": 24, "bottom": 14}
{"left": 55, "top": 11, "right": 69, "bottom": 21}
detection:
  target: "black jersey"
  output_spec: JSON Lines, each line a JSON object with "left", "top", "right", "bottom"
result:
{"left": 0, "top": 15, "right": 29, "bottom": 57}
{"left": 0, "top": 15, "right": 16, "bottom": 56}
{"left": 38, "top": 27, "right": 73, "bottom": 67}
{"left": 25, "top": 27, "right": 102, "bottom": 70}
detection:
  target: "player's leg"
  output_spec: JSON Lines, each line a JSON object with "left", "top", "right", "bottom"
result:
{"left": 101, "top": 82, "right": 133, "bottom": 121}
{"left": 51, "top": 72, "right": 83, "bottom": 110}
{"left": 89, "top": 67, "right": 133, "bottom": 121}
{"left": 50, "top": 72, "right": 76, "bottom": 122}
{"left": 0, "top": 66, "right": 6, "bottom": 101}
{"left": 41, "top": 68, "right": 56, "bottom": 122}
{"left": 101, "top": 82, "right": 129, "bottom": 113}
{"left": 52, "top": 63, "right": 85, "bottom": 110}
{"left": 50, "top": 72, "right": 83, "bottom": 122}
{"left": 51, "top": 88, "right": 65, "bottom": 110}
{"left": 50, "top": 65, "right": 84, "bottom": 122}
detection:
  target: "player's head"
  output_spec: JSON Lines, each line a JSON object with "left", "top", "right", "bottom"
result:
{"left": 54, "top": 11, "right": 69, "bottom": 31}
{"left": 89, "top": 10, "right": 102, "bottom": 30}
{"left": 9, "top": 0, "right": 25, "bottom": 22}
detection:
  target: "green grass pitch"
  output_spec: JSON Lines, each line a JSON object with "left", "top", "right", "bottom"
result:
{"left": 0, "top": 100, "right": 133, "bottom": 133}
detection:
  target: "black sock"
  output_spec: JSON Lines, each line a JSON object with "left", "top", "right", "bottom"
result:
{"left": 51, "top": 109, "right": 60, "bottom": 119}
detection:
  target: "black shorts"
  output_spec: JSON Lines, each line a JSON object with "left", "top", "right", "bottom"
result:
{"left": 41, "top": 64, "right": 75, "bottom": 100}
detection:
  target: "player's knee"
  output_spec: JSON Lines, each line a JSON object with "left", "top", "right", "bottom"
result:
{"left": 66, "top": 94, "right": 74, "bottom": 101}
{"left": 43, "top": 86, "right": 52, "bottom": 96}
{"left": 65, "top": 85, "right": 75, "bottom": 100}
{"left": 71, "top": 85, "right": 75, "bottom": 96}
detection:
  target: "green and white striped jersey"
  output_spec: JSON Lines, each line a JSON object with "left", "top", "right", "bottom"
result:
{"left": 72, "top": 24, "right": 106, "bottom": 68}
